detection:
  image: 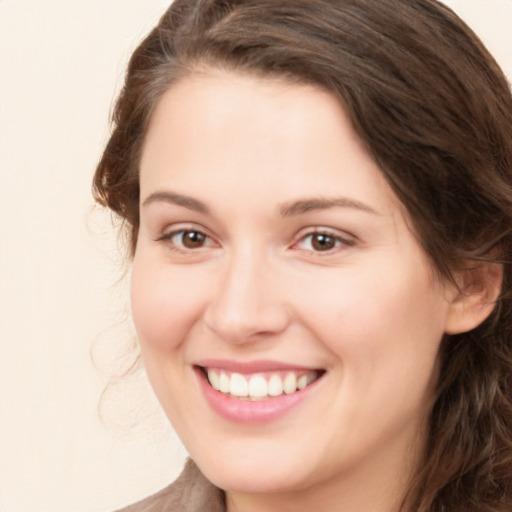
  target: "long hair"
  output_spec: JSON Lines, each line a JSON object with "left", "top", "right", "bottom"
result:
{"left": 93, "top": 1, "right": 512, "bottom": 510}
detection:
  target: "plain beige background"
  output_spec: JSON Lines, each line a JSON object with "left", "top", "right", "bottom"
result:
{"left": 0, "top": 1, "right": 511, "bottom": 511}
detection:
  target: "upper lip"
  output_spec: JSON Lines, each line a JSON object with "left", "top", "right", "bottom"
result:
{"left": 195, "top": 359, "right": 323, "bottom": 374}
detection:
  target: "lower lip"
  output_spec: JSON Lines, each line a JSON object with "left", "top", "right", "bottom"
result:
{"left": 195, "top": 367, "right": 321, "bottom": 424}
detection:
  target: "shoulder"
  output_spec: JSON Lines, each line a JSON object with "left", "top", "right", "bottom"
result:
{"left": 115, "top": 459, "right": 226, "bottom": 512}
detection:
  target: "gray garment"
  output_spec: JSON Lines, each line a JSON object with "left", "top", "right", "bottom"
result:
{"left": 115, "top": 459, "right": 226, "bottom": 512}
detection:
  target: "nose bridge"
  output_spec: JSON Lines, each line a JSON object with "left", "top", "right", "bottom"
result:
{"left": 204, "top": 243, "right": 289, "bottom": 342}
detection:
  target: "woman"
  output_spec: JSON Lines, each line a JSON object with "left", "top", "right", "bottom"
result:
{"left": 93, "top": 0, "right": 512, "bottom": 510}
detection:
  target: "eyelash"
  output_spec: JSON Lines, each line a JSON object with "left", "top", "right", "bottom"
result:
{"left": 157, "top": 227, "right": 354, "bottom": 255}
{"left": 293, "top": 229, "right": 355, "bottom": 253}
{"left": 156, "top": 228, "right": 217, "bottom": 251}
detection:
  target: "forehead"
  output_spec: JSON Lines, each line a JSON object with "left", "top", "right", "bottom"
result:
{"left": 139, "top": 69, "right": 399, "bottom": 218}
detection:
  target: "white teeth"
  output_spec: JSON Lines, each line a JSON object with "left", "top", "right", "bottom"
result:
{"left": 297, "top": 375, "right": 308, "bottom": 390}
{"left": 205, "top": 368, "right": 319, "bottom": 399}
{"left": 283, "top": 373, "right": 297, "bottom": 394}
{"left": 207, "top": 369, "right": 220, "bottom": 391}
{"left": 230, "top": 373, "right": 248, "bottom": 397}
{"left": 268, "top": 374, "right": 284, "bottom": 396}
{"left": 219, "top": 371, "right": 230, "bottom": 393}
{"left": 248, "top": 375, "right": 268, "bottom": 397}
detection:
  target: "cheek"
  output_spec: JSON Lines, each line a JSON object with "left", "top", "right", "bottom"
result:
{"left": 129, "top": 254, "right": 212, "bottom": 420}
{"left": 130, "top": 254, "right": 209, "bottom": 354}
{"left": 296, "top": 257, "right": 447, "bottom": 383}
{"left": 302, "top": 264, "right": 447, "bottom": 444}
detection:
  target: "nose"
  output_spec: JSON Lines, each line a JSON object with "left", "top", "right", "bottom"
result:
{"left": 203, "top": 248, "right": 291, "bottom": 344}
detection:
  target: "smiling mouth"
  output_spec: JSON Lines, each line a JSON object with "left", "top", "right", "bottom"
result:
{"left": 199, "top": 367, "right": 325, "bottom": 401}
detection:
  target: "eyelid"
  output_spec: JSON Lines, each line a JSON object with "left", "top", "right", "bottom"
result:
{"left": 155, "top": 224, "right": 219, "bottom": 250}
{"left": 154, "top": 223, "right": 355, "bottom": 254}
{"left": 291, "top": 227, "right": 356, "bottom": 253}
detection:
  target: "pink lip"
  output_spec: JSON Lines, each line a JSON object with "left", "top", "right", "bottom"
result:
{"left": 193, "top": 365, "right": 324, "bottom": 425}
{"left": 196, "top": 358, "right": 317, "bottom": 373}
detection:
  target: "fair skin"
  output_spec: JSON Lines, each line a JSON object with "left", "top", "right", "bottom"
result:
{"left": 131, "top": 69, "right": 493, "bottom": 512}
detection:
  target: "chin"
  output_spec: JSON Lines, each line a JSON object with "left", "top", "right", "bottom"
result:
{"left": 194, "top": 451, "right": 312, "bottom": 494}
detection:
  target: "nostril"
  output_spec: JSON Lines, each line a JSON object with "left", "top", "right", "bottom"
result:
{"left": 203, "top": 305, "right": 290, "bottom": 344}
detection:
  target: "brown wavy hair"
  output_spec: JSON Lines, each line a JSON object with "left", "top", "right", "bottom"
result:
{"left": 93, "top": 0, "right": 512, "bottom": 510}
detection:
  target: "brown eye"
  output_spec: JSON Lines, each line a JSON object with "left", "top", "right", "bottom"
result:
{"left": 295, "top": 230, "right": 350, "bottom": 253}
{"left": 310, "top": 233, "right": 337, "bottom": 251}
{"left": 163, "top": 229, "right": 213, "bottom": 250}
{"left": 180, "top": 230, "right": 207, "bottom": 249}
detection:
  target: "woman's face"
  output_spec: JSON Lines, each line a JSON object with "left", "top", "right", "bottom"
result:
{"left": 132, "top": 70, "right": 457, "bottom": 502}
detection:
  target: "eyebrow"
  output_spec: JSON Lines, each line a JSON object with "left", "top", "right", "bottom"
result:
{"left": 142, "top": 190, "right": 379, "bottom": 217}
{"left": 142, "top": 191, "right": 209, "bottom": 214}
{"left": 279, "top": 196, "right": 379, "bottom": 216}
